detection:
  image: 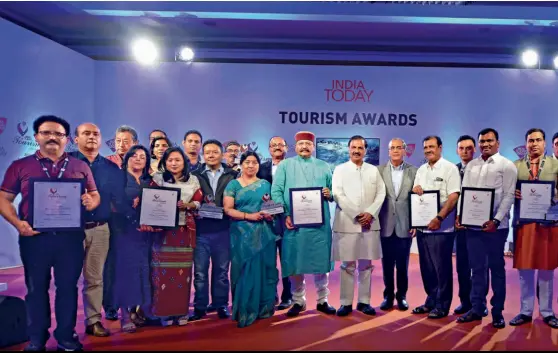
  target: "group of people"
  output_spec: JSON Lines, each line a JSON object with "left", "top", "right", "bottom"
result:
{"left": 0, "top": 115, "right": 557, "bottom": 352}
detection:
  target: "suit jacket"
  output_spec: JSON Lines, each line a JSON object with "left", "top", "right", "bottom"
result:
{"left": 378, "top": 161, "right": 418, "bottom": 238}
{"left": 257, "top": 160, "right": 273, "bottom": 184}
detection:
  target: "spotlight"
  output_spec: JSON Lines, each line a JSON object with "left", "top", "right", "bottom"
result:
{"left": 177, "top": 46, "right": 195, "bottom": 62}
{"left": 554, "top": 55, "right": 558, "bottom": 69}
{"left": 131, "top": 39, "right": 158, "bottom": 65}
{"left": 521, "top": 49, "right": 539, "bottom": 67}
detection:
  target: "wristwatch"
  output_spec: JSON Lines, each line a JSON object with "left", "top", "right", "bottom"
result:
{"left": 436, "top": 215, "right": 443, "bottom": 222}
{"left": 492, "top": 219, "right": 501, "bottom": 227}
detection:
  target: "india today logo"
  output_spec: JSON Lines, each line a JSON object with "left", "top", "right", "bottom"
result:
{"left": 50, "top": 188, "right": 57, "bottom": 195}
{"left": 472, "top": 195, "right": 478, "bottom": 201}
{"left": 0, "top": 117, "right": 7, "bottom": 135}
{"left": 105, "top": 138, "right": 116, "bottom": 152}
{"left": 12, "top": 120, "right": 39, "bottom": 155}
{"left": 17, "top": 121, "right": 28, "bottom": 136}
{"left": 514, "top": 145, "right": 527, "bottom": 159}
{"left": 405, "top": 143, "right": 416, "bottom": 158}
{"left": 325, "top": 80, "right": 374, "bottom": 103}
{"left": 262, "top": 193, "right": 271, "bottom": 202}
{"left": 154, "top": 194, "right": 160, "bottom": 200}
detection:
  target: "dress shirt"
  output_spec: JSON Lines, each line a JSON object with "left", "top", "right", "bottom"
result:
{"left": 203, "top": 165, "right": 224, "bottom": 195}
{"left": 414, "top": 157, "right": 461, "bottom": 233}
{"left": 390, "top": 161, "right": 404, "bottom": 196}
{"left": 459, "top": 152, "right": 517, "bottom": 230}
{"left": 272, "top": 163, "right": 278, "bottom": 178}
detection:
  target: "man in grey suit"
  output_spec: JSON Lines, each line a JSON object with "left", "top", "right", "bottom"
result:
{"left": 378, "top": 138, "right": 418, "bottom": 311}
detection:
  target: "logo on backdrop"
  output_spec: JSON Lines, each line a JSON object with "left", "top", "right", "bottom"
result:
{"left": 405, "top": 143, "right": 416, "bottom": 158}
{"left": 105, "top": 138, "right": 116, "bottom": 152}
{"left": 514, "top": 145, "right": 527, "bottom": 159}
{"left": 64, "top": 132, "right": 78, "bottom": 153}
{"left": 12, "top": 120, "right": 39, "bottom": 157}
{"left": 325, "top": 80, "right": 373, "bottom": 103}
{"left": 17, "top": 121, "right": 28, "bottom": 136}
{"left": 0, "top": 117, "right": 7, "bottom": 135}
{"left": 0, "top": 146, "right": 6, "bottom": 157}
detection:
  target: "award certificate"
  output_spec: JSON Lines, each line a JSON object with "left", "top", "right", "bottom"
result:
{"left": 518, "top": 181, "right": 555, "bottom": 223}
{"left": 28, "top": 178, "right": 85, "bottom": 232}
{"left": 139, "top": 186, "right": 181, "bottom": 229}
{"left": 408, "top": 191, "right": 440, "bottom": 229}
{"left": 459, "top": 187, "right": 495, "bottom": 228}
{"left": 289, "top": 187, "right": 324, "bottom": 227}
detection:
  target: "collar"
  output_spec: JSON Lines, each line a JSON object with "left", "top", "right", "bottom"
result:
{"left": 203, "top": 165, "right": 224, "bottom": 174}
{"left": 389, "top": 161, "right": 404, "bottom": 171}
{"left": 75, "top": 150, "right": 102, "bottom": 164}
{"left": 426, "top": 157, "right": 444, "bottom": 170}
{"left": 349, "top": 160, "right": 366, "bottom": 170}
{"left": 35, "top": 150, "right": 68, "bottom": 162}
{"left": 477, "top": 152, "right": 500, "bottom": 164}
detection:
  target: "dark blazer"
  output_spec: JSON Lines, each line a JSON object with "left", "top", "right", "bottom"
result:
{"left": 257, "top": 160, "right": 273, "bottom": 184}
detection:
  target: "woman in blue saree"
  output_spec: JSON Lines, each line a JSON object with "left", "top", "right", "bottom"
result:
{"left": 223, "top": 151, "right": 279, "bottom": 328}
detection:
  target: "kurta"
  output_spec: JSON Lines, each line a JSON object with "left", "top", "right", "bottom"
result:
{"left": 513, "top": 156, "right": 558, "bottom": 270}
{"left": 271, "top": 155, "right": 334, "bottom": 276}
{"left": 332, "top": 161, "right": 386, "bottom": 261}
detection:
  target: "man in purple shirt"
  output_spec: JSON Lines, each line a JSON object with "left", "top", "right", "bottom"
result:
{"left": 0, "top": 115, "right": 100, "bottom": 352}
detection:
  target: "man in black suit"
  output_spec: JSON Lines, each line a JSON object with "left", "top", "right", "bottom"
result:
{"left": 257, "top": 136, "right": 293, "bottom": 310}
{"left": 454, "top": 135, "right": 488, "bottom": 317}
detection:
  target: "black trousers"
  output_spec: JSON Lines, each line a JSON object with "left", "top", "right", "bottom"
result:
{"left": 417, "top": 231, "right": 456, "bottom": 312}
{"left": 276, "top": 238, "right": 292, "bottom": 302}
{"left": 19, "top": 232, "right": 85, "bottom": 345}
{"left": 466, "top": 229, "right": 507, "bottom": 317}
{"left": 380, "top": 234, "right": 412, "bottom": 301}
{"left": 102, "top": 216, "right": 122, "bottom": 313}
{"left": 455, "top": 230, "right": 489, "bottom": 309}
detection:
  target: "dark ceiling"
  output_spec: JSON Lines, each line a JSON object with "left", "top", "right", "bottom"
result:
{"left": 2, "top": 1, "right": 558, "bottom": 67}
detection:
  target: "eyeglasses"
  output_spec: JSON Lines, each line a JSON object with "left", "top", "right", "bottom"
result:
{"left": 226, "top": 149, "right": 240, "bottom": 154}
{"left": 38, "top": 131, "right": 67, "bottom": 138}
{"left": 270, "top": 143, "right": 286, "bottom": 148}
{"left": 389, "top": 146, "right": 404, "bottom": 151}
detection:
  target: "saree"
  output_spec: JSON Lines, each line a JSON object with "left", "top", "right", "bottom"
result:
{"left": 225, "top": 179, "right": 279, "bottom": 328}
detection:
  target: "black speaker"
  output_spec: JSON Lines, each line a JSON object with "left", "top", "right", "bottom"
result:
{"left": 0, "top": 296, "right": 28, "bottom": 348}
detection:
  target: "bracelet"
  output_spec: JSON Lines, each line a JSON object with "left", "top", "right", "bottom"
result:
{"left": 243, "top": 212, "right": 246, "bottom": 220}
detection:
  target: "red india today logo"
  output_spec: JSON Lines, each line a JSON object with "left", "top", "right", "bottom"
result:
{"left": 405, "top": 143, "right": 416, "bottom": 158}
{"left": 324, "top": 80, "right": 374, "bottom": 102}
{"left": 0, "top": 117, "right": 6, "bottom": 135}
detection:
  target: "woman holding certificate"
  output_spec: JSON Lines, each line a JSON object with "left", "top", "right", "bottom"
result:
{"left": 149, "top": 136, "right": 171, "bottom": 176}
{"left": 150, "top": 147, "right": 203, "bottom": 326}
{"left": 510, "top": 128, "right": 558, "bottom": 329}
{"left": 223, "top": 151, "right": 279, "bottom": 328}
{"left": 115, "top": 145, "right": 157, "bottom": 333}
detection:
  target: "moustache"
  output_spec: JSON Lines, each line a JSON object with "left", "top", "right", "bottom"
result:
{"left": 352, "top": 152, "right": 361, "bottom": 156}
{"left": 274, "top": 149, "right": 282, "bottom": 152}
{"left": 301, "top": 149, "right": 310, "bottom": 152}
{"left": 46, "top": 140, "right": 59, "bottom": 145}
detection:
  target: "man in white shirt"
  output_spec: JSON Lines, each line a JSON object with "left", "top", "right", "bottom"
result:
{"left": 411, "top": 135, "right": 461, "bottom": 319}
{"left": 332, "top": 136, "right": 386, "bottom": 316}
{"left": 455, "top": 128, "right": 517, "bottom": 329}
{"left": 552, "top": 132, "right": 558, "bottom": 160}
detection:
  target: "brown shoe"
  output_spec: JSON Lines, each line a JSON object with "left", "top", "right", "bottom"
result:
{"left": 85, "top": 322, "right": 111, "bottom": 337}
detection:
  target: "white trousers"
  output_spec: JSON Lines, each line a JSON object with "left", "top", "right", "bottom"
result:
{"left": 290, "top": 274, "right": 330, "bottom": 306}
{"left": 519, "top": 269, "right": 555, "bottom": 318}
{"left": 340, "top": 260, "right": 374, "bottom": 306}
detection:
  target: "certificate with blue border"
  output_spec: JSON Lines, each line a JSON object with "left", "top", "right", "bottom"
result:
{"left": 289, "top": 187, "right": 325, "bottom": 228}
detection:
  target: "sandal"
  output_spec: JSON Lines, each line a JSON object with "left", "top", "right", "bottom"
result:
{"left": 176, "top": 315, "right": 189, "bottom": 326}
{"left": 543, "top": 315, "right": 558, "bottom": 329}
{"left": 412, "top": 305, "right": 433, "bottom": 314}
{"left": 509, "top": 314, "right": 532, "bottom": 326}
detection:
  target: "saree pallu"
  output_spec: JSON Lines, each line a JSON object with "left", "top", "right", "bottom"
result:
{"left": 151, "top": 214, "right": 197, "bottom": 317}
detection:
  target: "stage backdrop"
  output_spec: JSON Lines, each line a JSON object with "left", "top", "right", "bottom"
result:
{"left": 0, "top": 18, "right": 94, "bottom": 268}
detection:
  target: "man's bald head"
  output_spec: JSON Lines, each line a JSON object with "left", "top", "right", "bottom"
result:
{"left": 74, "top": 122, "right": 102, "bottom": 152}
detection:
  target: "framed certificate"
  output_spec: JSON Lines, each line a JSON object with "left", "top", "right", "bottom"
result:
{"left": 459, "top": 187, "right": 495, "bottom": 228}
{"left": 517, "top": 180, "right": 556, "bottom": 224}
{"left": 408, "top": 190, "right": 440, "bottom": 229}
{"left": 139, "top": 185, "right": 181, "bottom": 229}
{"left": 289, "top": 187, "right": 325, "bottom": 227}
{"left": 28, "top": 178, "right": 85, "bottom": 232}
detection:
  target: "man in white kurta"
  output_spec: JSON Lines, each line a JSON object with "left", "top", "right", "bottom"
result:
{"left": 332, "top": 136, "right": 386, "bottom": 316}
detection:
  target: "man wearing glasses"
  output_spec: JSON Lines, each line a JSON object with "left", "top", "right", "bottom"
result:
{"left": 257, "top": 136, "right": 293, "bottom": 310}
{"left": 224, "top": 141, "right": 242, "bottom": 173}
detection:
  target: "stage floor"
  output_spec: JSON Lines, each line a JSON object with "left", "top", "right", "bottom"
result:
{"left": 1, "top": 255, "right": 557, "bottom": 351}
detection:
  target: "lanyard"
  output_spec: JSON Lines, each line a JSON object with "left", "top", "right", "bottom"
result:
{"left": 36, "top": 156, "right": 69, "bottom": 179}
{"left": 526, "top": 156, "right": 545, "bottom": 181}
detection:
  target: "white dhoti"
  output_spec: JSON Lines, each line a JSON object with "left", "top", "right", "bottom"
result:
{"left": 333, "top": 231, "right": 381, "bottom": 306}
{"left": 290, "top": 274, "right": 329, "bottom": 306}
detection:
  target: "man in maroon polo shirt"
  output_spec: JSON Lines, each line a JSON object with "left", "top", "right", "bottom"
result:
{"left": 0, "top": 115, "right": 100, "bottom": 352}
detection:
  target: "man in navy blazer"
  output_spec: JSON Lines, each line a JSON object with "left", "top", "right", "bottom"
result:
{"left": 257, "top": 136, "right": 293, "bottom": 310}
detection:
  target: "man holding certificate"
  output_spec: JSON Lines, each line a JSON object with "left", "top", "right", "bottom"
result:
{"left": 332, "top": 135, "right": 386, "bottom": 317}
{"left": 271, "top": 131, "right": 336, "bottom": 317}
{"left": 456, "top": 128, "right": 517, "bottom": 329}
{"left": 411, "top": 135, "right": 461, "bottom": 320}
{"left": 509, "top": 128, "right": 558, "bottom": 329}
{"left": 0, "top": 115, "right": 99, "bottom": 351}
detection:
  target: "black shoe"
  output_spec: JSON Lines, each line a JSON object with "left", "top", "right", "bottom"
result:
{"left": 277, "top": 299, "right": 293, "bottom": 311}
{"left": 412, "top": 305, "right": 433, "bottom": 314}
{"left": 509, "top": 314, "right": 532, "bottom": 326}
{"left": 316, "top": 302, "right": 336, "bottom": 315}
{"left": 428, "top": 308, "right": 448, "bottom": 319}
{"left": 286, "top": 303, "right": 306, "bottom": 317}
{"left": 483, "top": 308, "right": 489, "bottom": 317}
{"left": 456, "top": 311, "right": 483, "bottom": 323}
{"left": 217, "top": 307, "right": 230, "bottom": 319}
{"left": 56, "top": 339, "right": 83, "bottom": 351}
{"left": 543, "top": 315, "right": 558, "bottom": 329}
{"left": 188, "top": 310, "right": 207, "bottom": 322}
{"left": 206, "top": 303, "right": 217, "bottom": 313}
{"left": 24, "top": 343, "right": 46, "bottom": 352}
{"left": 453, "top": 304, "right": 472, "bottom": 315}
{"left": 397, "top": 299, "right": 409, "bottom": 311}
{"left": 380, "top": 298, "right": 393, "bottom": 311}
{"left": 336, "top": 305, "right": 353, "bottom": 317}
{"left": 356, "top": 303, "right": 376, "bottom": 316}
{"left": 492, "top": 315, "right": 506, "bottom": 329}
{"left": 105, "top": 309, "right": 118, "bottom": 321}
